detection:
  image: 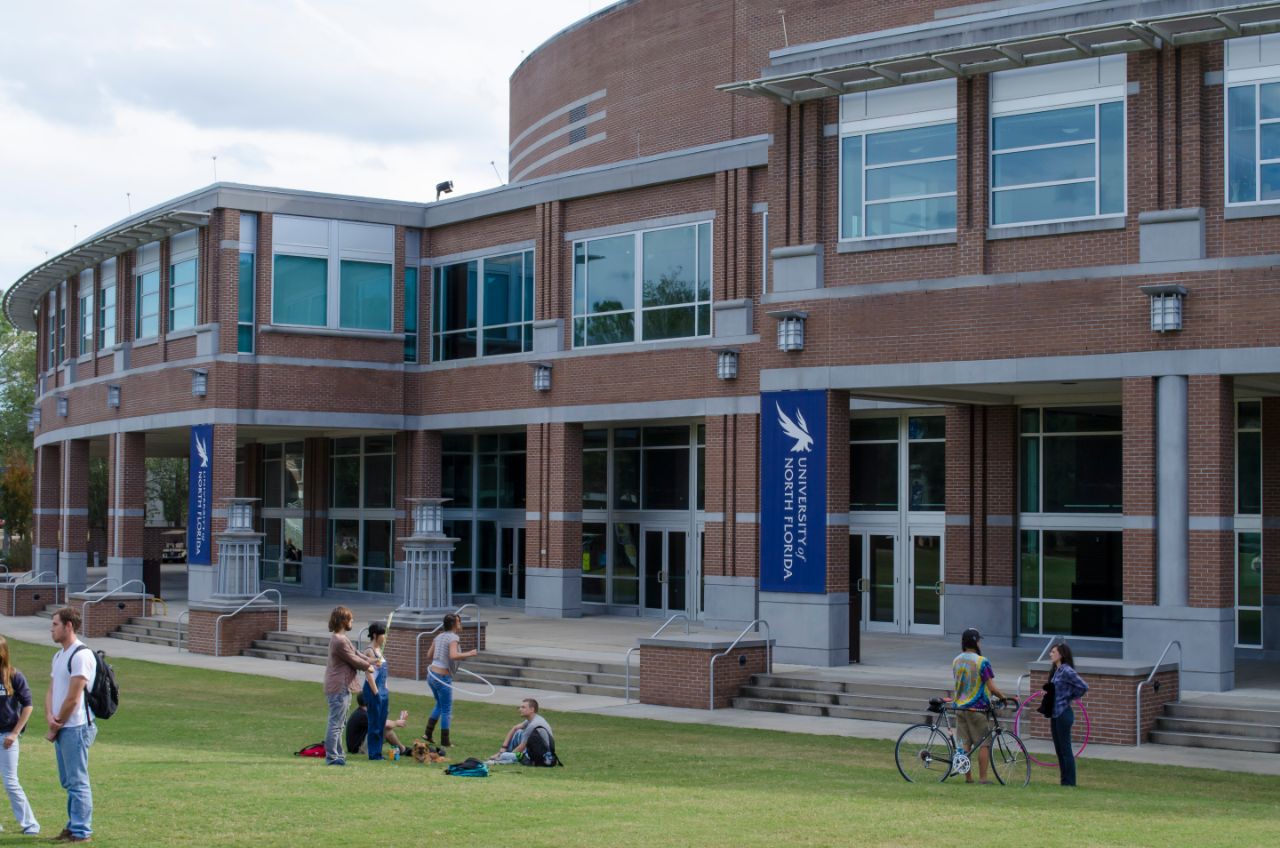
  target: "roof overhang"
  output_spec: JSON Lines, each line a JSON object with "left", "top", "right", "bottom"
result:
{"left": 3, "top": 209, "right": 210, "bottom": 331}
{"left": 720, "top": 1, "right": 1280, "bottom": 104}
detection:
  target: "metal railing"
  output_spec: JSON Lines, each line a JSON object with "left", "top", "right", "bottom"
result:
{"left": 81, "top": 575, "right": 115, "bottom": 595}
{"left": 1135, "top": 639, "right": 1182, "bottom": 747}
{"left": 176, "top": 610, "right": 191, "bottom": 652}
{"left": 213, "top": 590, "right": 284, "bottom": 658}
{"left": 1015, "top": 635, "right": 1066, "bottom": 702}
{"left": 7, "top": 570, "right": 63, "bottom": 617}
{"left": 413, "top": 603, "right": 482, "bottom": 682}
{"left": 708, "top": 619, "right": 772, "bottom": 711}
{"left": 623, "top": 613, "right": 690, "bottom": 703}
{"left": 81, "top": 579, "right": 147, "bottom": 636}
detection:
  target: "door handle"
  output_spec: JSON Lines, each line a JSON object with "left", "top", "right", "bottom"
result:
{"left": 855, "top": 577, "right": 869, "bottom": 593}
{"left": 935, "top": 581, "right": 945, "bottom": 596}
{"left": 659, "top": 570, "right": 667, "bottom": 584}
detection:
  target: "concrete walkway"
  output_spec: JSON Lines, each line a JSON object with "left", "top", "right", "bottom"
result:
{"left": 6, "top": 590, "right": 1279, "bottom": 777}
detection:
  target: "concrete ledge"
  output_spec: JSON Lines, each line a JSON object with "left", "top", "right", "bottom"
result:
{"left": 638, "top": 636, "right": 771, "bottom": 709}
{"left": 524, "top": 567, "right": 582, "bottom": 619}
{"left": 837, "top": 232, "right": 956, "bottom": 253}
{"left": 187, "top": 602, "right": 288, "bottom": 657}
{"left": 987, "top": 217, "right": 1125, "bottom": 241}
{"left": 68, "top": 591, "right": 148, "bottom": 639}
{"left": 0, "top": 582, "right": 66, "bottom": 617}
{"left": 638, "top": 632, "right": 772, "bottom": 650}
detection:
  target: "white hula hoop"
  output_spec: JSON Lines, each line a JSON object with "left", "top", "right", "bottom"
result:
{"left": 427, "top": 667, "right": 497, "bottom": 698}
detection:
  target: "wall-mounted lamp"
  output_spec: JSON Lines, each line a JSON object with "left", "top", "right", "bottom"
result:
{"left": 531, "top": 361, "right": 552, "bottom": 392}
{"left": 768, "top": 310, "right": 808, "bottom": 352}
{"left": 188, "top": 368, "right": 208, "bottom": 397}
{"left": 1139, "top": 284, "right": 1187, "bottom": 333}
{"left": 57, "top": 396, "right": 68, "bottom": 417}
{"left": 714, "top": 347, "right": 739, "bottom": 381}
{"left": 107, "top": 384, "right": 121, "bottom": 409}
{"left": 435, "top": 180, "right": 454, "bottom": 201}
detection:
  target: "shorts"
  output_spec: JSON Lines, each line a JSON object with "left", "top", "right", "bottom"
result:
{"left": 955, "top": 709, "right": 992, "bottom": 752}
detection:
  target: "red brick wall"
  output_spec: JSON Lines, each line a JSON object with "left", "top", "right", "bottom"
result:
{"left": 71, "top": 595, "right": 146, "bottom": 639}
{"left": 0, "top": 584, "right": 66, "bottom": 617}
{"left": 704, "top": 413, "right": 760, "bottom": 580}
{"left": 1123, "top": 378, "right": 1157, "bottom": 606}
{"left": 107, "top": 432, "right": 147, "bottom": 560}
{"left": 525, "top": 423, "right": 582, "bottom": 571}
{"left": 942, "top": 405, "right": 1015, "bottom": 588}
{"left": 826, "top": 391, "right": 850, "bottom": 594}
{"left": 1188, "top": 376, "right": 1234, "bottom": 609}
{"left": 638, "top": 643, "right": 768, "bottom": 709}
{"left": 187, "top": 607, "right": 289, "bottom": 657}
{"left": 1019, "top": 668, "right": 1180, "bottom": 746}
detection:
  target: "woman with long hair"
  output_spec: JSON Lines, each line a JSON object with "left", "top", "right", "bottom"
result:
{"left": 423, "top": 613, "right": 477, "bottom": 750}
{"left": 0, "top": 635, "right": 39, "bottom": 833}
{"left": 361, "top": 621, "right": 392, "bottom": 760}
{"left": 1045, "top": 641, "right": 1089, "bottom": 786}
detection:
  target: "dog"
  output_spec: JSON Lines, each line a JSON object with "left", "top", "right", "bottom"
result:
{"left": 411, "top": 740, "right": 448, "bottom": 764}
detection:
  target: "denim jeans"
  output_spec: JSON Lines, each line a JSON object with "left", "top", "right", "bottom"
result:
{"left": 364, "top": 681, "right": 389, "bottom": 760}
{"left": 325, "top": 692, "right": 350, "bottom": 764}
{"left": 1050, "top": 707, "right": 1077, "bottom": 786}
{"left": 428, "top": 672, "right": 453, "bottom": 729}
{"left": 54, "top": 722, "right": 96, "bottom": 838}
{"left": 0, "top": 735, "right": 39, "bottom": 833}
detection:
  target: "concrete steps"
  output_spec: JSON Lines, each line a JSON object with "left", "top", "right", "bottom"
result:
{"left": 732, "top": 673, "right": 951, "bottom": 724}
{"left": 466, "top": 653, "right": 629, "bottom": 698}
{"left": 108, "top": 616, "right": 187, "bottom": 648}
{"left": 1150, "top": 702, "right": 1280, "bottom": 754}
{"left": 242, "top": 631, "right": 329, "bottom": 665}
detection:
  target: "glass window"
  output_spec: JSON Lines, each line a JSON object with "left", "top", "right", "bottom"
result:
{"left": 272, "top": 255, "right": 327, "bottom": 326}
{"left": 404, "top": 267, "right": 418, "bottom": 362}
{"left": 168, "top": 258, "right": 198, "bottom": 332}
{"left": 582, "top": 522, "right": 607, "bottom": 604}
{"left": 842, "top": 122, "right": 957, "bottom": 238}
{"left": 1021, "top": 406, "right": 1122, "bottom": 514}
{"left": 1237, "top": 400, "right": 1262, "bottom": 515}
{"left": 907, "top": 416, "right": 945, "bottom": 511}
{"left": 432, "top": 251, "right": 533, "bottom": 361}
{"left": 78, "top": 284, "right": 94, "bottom": 355}
{"left": 238, "top": 253, "right": 255, "bottom": 353}
{"left": 1227, "top": 79, "right": 1280, "bottom": 204}
{"left": 573, "top": 223, "right": 711, "bottom": 347}
{"left": 851, "top": 417, "right": 898, "bottom": 511}
{"left": 326, "top": 436, "right": 396, "bottom": 594}
{"left": 1237, "top": 532, "right": 1263, "bottom": 647}
{"left": 446, "top": 519, "right": 473, "bottom": 594}
{"left": 442, "top": 435, "right": 474, "bottom": 508}
{"left": 339, "top": 260, "right": 392, "bottom": 331}
{"left": 135, "top": 270, "right": 160, "bottom": 339}
{"left": 98, "top": 281, "right": 116, "bottom": 350}
{"left": 1020, "top": 529, "right": 1123, "bottom": 639}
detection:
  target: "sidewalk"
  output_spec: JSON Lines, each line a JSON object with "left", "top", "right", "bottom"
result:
{"left": 5, "top": 603, "right": 1278, "bottom": 777}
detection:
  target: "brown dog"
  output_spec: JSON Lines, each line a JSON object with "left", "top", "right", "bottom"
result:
{"left": 410, "top": 740, "right": 448, "bottom": 764}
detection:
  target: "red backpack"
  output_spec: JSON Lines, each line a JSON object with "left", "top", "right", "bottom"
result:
{"left": 294, "top": 743, "right": 326, "bottom": 758}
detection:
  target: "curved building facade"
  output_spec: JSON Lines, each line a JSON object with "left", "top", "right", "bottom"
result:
{"left": 9, "top": 1, "right": 1280, "bottom": 691}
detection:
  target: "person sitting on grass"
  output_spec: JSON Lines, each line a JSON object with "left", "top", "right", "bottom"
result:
{"left": 345, "top": 693, "right": 411, "bottom": 758}
{"left": 491, "top": 698, "right": 552, "bottom": 764}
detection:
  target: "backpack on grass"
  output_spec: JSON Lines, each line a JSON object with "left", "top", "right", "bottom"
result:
{"left": 294, "top": 743, "right": 327, "bottom": 758}
{"left": 444, "top": 758, "right": 489, "bottom": 777}
{"left": 68, "top": 645, "right": 118, "bottom": 721}
{"left": 522, "top": 726, "right": 563, "bottom": 767}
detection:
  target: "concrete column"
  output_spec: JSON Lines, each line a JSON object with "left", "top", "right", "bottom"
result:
{"left": 524, "top": 422, "right": 582, "bottom": 618}
{"left": 59, "top": 439, "right": 90, "bottom": 592}
{"left": 1157, "top": 375, "right": 1188, "bottom": 607}
{"left": 33, "top": 444, "right": 61, "bottom": 578}
{"left": 106, "top": 432, "right": 146, "bottom": 588}
{"left": 702, "top": 413, "right": 760, "bottom": 631}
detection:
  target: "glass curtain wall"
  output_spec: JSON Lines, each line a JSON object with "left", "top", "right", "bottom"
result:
{"left": 260, "top": 442, "right": 304, "bottom": 585}
{"left": 441, "top": 433, "right": 527, "bottom": 598}
{"left": 328, "top": 436, "right": 396, "bottom": 593}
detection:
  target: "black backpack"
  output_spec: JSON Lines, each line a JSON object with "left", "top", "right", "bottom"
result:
{"left": 68, "top": 645, "right": 118, "bottom": 721}
{"left": 523, "top": 725, "right": 562, "bottom": 767}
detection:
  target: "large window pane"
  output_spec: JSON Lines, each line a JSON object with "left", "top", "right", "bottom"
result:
{"left": 1229, "top": 85, "right": 1259, "bottom": 203}
{"left": 364, "top": 454, "right": 393, "bottom": 508}
{"left": 1238, "top": 532, "right": 1263, "bottom": 608}
{"left": 992, "top": 182, "right": 1095, "bottom": 225}
{"left": 483, "top": 253, "right": 524, "bottom": 327}
{"left": 993, "top": 105, "right": 1094, "bottom": 150}
{"left": 582, "top": 523, "right": 607, "bottom": 604}
{"left": 1020, "top": 436, "right": 1040, "bottom": 513}
{"left": 1238, "top": 430, "right": 1262, "bottom": 515}
{"left": 1041, "top": 531, "right": 1122, "bottom": 602}
{"left": 851, "top": 443, "right": 898, "bottom": 510}
{"left": 642, "top": 448, "right": 689, "bottom": 510}
{"left": 332, "top": 457, "right": 360, "bottom": 509}
{"left": 98, "top": 283, "right": 116, "bottom": 349}
{"left": 866, "top": 122, "right": 954, "bottom": 165}
{"left": 447, "top": 519, "right": 473, "bottom": 594}
{"left": 1043, "top": 435, "right": 1122, "bottom": 512}
{"left": 613, "top": 449, "right": 640, "bottom": 509}
{"left": 583, "top": 451, "right": 607, "bottom": 510}
{"left": 403, "top": 266, "right": 418, "bottom": 362}
{"left": 331, "top": 519, "right": 360, "bottom": 567}
{"left": 136, "top": 270, "right": 160, "bottom": 338}
{"left": 580, "top": 235, "right": 634, "bottom": 313}
{"left": 642, "top": 306, "right": 696, "bottom": 341}
{"left": 442, "top": 451, "right": 474, "bottom": 507}
{"left": 1020, "top": 530, "right": 1039, "bottom": 599}
{"left": 273, "top": 255, "right": 327, "bottom": 326}
{"left": 992, "top": 144, "right": 1094, "bottom": 188}
{"left": 338, "top": 260, "right": 391, "bottom": 331}
{"left": 907, "top": 442, "right": 944, "bottom": 511}
{"left": 1042, "top": 601, "right": 1122, "bottom": 639}
{"left": 1044, "top": 406, "right": 1121, "bottom": 433}
{"left": 169, "top": 259, "right": 197, "bottom": 332}
{"left": 437, "top": 262, "right": 477, "bottom": 331}
{"left": 840, "top": 135, "right": 863, "bottom": 239}
{"left": 866, "top": 197, "right": 956, "bottom": 236}
{"left": 642, "top": 227, "right": 696, "bottom": 307}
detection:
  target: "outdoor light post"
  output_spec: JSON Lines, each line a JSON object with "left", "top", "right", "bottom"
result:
{"left": 399, "top": 498, "right": 456, "bottom": 613}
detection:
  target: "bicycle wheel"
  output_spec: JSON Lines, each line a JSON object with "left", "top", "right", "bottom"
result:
{"left": 895, "top": 723, "right": 953, "bottom": 783}
{"left": 989, "top": 729, "right": 1031, "bottom": 788}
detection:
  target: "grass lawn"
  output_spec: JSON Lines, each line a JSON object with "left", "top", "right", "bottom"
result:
{"left": 0, "top": 638, "right": 1276, "bottom": 847}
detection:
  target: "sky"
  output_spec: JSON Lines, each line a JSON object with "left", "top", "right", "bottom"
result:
{"left": 0, "top": 0, "right": 603, "bottom": 293}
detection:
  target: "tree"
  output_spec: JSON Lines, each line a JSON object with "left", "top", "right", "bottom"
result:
{"left": 146, "top": 458, "right": 188, "bottom": 527}
{"left": 0, "top": 317, "right": 36, "bottom": 463}
{"left": 88, "top": 457, "right": 108, "bottom": 530}
{"left": 0, "top": 451, "right": 34, "bottom": 567}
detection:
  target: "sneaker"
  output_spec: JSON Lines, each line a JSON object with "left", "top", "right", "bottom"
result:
{"left": 51, "top": 829, "right": 72, "bottom": 841}
{"left": 326, "top": 760, "right": 346, "bottom": 767}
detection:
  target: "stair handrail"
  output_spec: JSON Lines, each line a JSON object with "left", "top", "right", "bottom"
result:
{"left": 9, "top": 570, "right": 64, "bottom": 617}
{"left": 623, "top": 613, "right": 691, "bottom": 704}
{"left": 176, "top": 610, "right": 191, "bottom": 652}
{"left": 1135, "top": 639, "right": 1182, "bottom": 748}
{"left": 213, "top": 590, "right": 283, "bottom": 658}
{"left": 1015, "top": 635, "right": 1066, "bottom": 702}
{"left": 413, "top": 603, "right": 483, "bottom": 682}
{"left": 708, "top": 619, "right": 772, "bottom": 711}
{"left": 82, "top": 575, "right": 115, "bottom": 595}
{"left": 81, "top": 579, "right": 147, "bottom": 637}
{"left": 149, "top": 596, "right": 168, "bottom": 618}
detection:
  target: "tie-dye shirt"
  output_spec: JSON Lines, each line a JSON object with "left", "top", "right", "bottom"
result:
{"left": 952, "top": 651, "right": 995, "bottom": 710}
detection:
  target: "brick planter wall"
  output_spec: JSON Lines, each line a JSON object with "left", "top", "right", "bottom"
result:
{"left": 187, "top": 607, "right": 289, "bottom": 657}
{"left": 69, "top": 593, "right": 147, "bottom": 639}
{"left": 0, "top": 583, "right": 65, "bottom": 617}
{"left": 1017, "top": 663, "right": 1180, "bottom": 746}
{"left": 384, "top": 622, "right": 487, "bottom": 681}
{"left": 638, "top": 635, "right": 771, "bottom": 709}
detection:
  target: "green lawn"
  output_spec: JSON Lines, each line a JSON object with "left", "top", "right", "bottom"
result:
{"left": 0, "top": 638, "right": 1276, "bottom": 847}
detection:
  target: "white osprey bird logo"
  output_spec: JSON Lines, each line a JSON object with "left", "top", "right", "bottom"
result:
{"left": 776, "top": 402, "right": 814, "bottom": 452}
{"left": 194, "top": 434, "right": 209, "bottom": 468}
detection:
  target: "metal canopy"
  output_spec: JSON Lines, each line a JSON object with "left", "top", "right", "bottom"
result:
{"left": 2, "top": 209, "right": 209, "bottom": 331}
{"left": 720, "top": 2, "right": 1280, "bottom": 104}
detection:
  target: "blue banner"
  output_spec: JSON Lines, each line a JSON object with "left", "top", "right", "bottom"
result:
{"left": 188, "top": 424, "right": 213, "bottom": 565}
{"left": 760, "top": 390, "right": 827, "bottom": 594}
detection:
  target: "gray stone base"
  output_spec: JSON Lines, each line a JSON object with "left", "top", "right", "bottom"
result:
{"left": 523, "top": 567, "right": 582, "bottom": 618}
{"left": 58, "top": 551, "right": 87, "bottom": 593}
{"left": 703, "top": 576, "right": 756, "bottom": 631}
{"left": 1124, "top": 605, "right": 1234, "bottom": 692}
{"left": 106, "top": 556, "right": 143, "bottom": 589}
{"left": 1255, "top": 594, "right": 1280, "bottom": 661}
{"left": 187, "top": 565, "right": 216, "bottom": 604}
{"left": 943, "top": 583, "right": 1015, "bottom": 647}
{"left": 299, "top": 556, "right": 326, "bottom": 595}
{"left": 758, "top": 591, "right": 848, "bottom": 666}
{"left": 33, "top": 547, "right": 59, "bottom": 580}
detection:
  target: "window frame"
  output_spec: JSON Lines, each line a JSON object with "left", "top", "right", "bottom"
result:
{"left": 1223, "top": 36, "right": 1280, "bottom": 209}
{"left": 270, "top": 216, "right": 395, "bottom": 333}
{"left": 77, "top": 270, "right": 94, "bottom": 356}
{"left": 98, "top": 272, "right": 116, "bottom": 351}
{"left": 327, "top": 435, "right": 397, "bottom": 594}
{"left": 572, "top": 221, "right": 713, "bottom": 349}
{"left": 839, "top": 116, "right": 958, "bottom": 241}
{"left": 430, "top": 248, "right": 534, "bottom": 362}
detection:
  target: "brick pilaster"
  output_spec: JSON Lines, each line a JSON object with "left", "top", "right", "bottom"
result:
{"left": 106, "top": 432, "right": 146, "bottom": 560}
{"left": 703, "top": 413, "right": 760, "bottom": 580}
{"left": 1124, "top": 378, "right": 1158, "bottom": 605}
{"left": 61, "top": 440, "right": 90, "bottom": 555}
{"left": 1188, "top": 375, "right": 1234, "bottom": 609}
{"left": 35, "top": 443, "right": 61, "bottom": 556}
{"left": 525, "top": 422, "right": 582, "bottom": 571}
{"left": 826, "top": 390, "right": 850, "bottom": 594}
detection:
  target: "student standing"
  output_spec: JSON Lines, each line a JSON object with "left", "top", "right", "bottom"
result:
{"left": 1045, "top": 642, "right": 1089, "bottom": 787}
{"left": 0, "top": 635, "right": 39, "bottom": 834}
{"left": 423, "top": 613, "right": 477, "bottom": 749}
{"left": 362, "top": 622, "right": 391, "bottom": 760}
{"left": 46, "top": 608, "right": 96, "bottom": 843}
{"left": 950, "top": 627, "right": 1009, "bottom": 785}
{"left": 323, "top": 606, "right": 378, "bottom": 766}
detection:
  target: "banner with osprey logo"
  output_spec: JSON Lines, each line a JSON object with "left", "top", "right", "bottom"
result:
{"left": 760, "top": 390, "right": 828, "bottom": 594}
{"left": 188, "top": 424, "right": 213, "bottom": 565}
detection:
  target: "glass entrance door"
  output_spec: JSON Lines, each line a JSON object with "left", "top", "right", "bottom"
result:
{"left": 498, "top": 524, "right": 525, "bottom": 602}
{"left": 642, "top": 528, "right": 688, "bottom": 615}
{"left": 855, "top": 533, "right": 898, "bottom": 632}
{"left": 908, "top": 532, "right": 943, "bottom": 634}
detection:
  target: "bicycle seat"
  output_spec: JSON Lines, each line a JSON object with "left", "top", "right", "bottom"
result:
{"left": 927, "top": 697, "right": 948, "bottom": 712}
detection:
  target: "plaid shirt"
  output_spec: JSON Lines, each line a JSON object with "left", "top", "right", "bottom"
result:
{"left": 1050, "top": 664, "right": 1089, "bottom": 718}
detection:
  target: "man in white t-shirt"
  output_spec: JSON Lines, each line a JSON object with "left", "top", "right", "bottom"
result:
{"left": 46, "top": 607, "right": 97, "bottom": 844}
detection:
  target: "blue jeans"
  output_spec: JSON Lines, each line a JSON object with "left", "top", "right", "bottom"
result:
{"left": 54, "top": 722, "right": 96, "bottom": 839}
{"left": 325, "top": 692, "right": 350, "bottom": 764}
{"left": 0, "top": 735, "right": 39, "bottom": 833}
{"left": 1050, "top": 707, "right": 1077, "bottom": 786}
{"left": 365, "top": 682, "right": 389, "bottom": 760}
{"left": 428, "top": 672, "right": 453, "bottom": 729}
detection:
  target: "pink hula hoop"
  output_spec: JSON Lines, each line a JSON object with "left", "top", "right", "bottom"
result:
{"left": 1012, "top": 692, "right": 1090, "bottom": 768}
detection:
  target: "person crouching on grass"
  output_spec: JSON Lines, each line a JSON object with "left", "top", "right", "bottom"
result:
{"left": 323, "top": 606, "right": 378, "bottom": 766}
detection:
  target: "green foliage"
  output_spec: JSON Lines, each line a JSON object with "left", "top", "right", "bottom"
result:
{"left": 0, "top": 316, "right": 36, "bottom": 462}
{"left": 89, "top": 456, "right": 108, "bottom": 529}
{"left": 0, "top": 449, "right": 34, "bottom": 543}
{"left": 145, "top": 457, "right": 187, "bottom": 527}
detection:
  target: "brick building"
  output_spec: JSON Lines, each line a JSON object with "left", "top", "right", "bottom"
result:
{"left": 6, "top": 1, "right": 1280, "bottom": 692}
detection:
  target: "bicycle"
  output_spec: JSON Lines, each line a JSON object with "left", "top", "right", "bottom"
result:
{"left": 894, "top": 697, "right": 1031, "bottom": 787}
